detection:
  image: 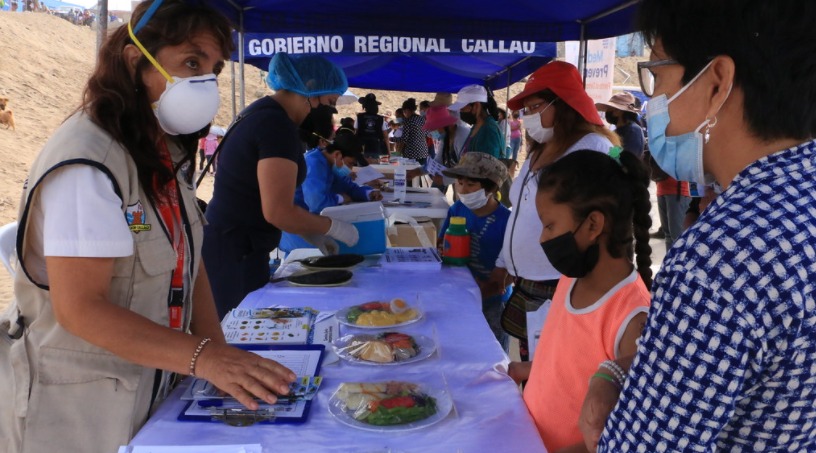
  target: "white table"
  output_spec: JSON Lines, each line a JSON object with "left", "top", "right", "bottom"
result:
{"left": 129, "top": 253, "right": 546, "bottom": 453}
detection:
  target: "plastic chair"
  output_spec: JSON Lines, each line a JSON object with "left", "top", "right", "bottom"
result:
{"left": 0, "top": 221, "right": 18, "bottom": 278}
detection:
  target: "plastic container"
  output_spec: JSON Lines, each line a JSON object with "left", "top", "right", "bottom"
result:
{"left": 442, "top": 217, "right": 470, "bottom": 265}
{"left": 321, "top": 202, "right": 387, "bottom": 255}
{"left": 393, "top": 165, "right": 407, "bottom": 202}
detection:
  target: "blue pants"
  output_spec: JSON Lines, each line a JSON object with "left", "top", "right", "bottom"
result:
{"left": 657, "top": 194, "right": 691, "bottom": 248}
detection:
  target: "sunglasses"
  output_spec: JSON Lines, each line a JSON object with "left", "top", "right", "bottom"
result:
{"left": 637, "top": 59, "right": 679, "bottom": 97}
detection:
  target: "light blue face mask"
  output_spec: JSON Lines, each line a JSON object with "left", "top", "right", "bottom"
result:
{"left": 430, "top": 130, "right": 445, "bottom": 141}
{"left": 646, "top": 60, "right": 731, "bottom": 187}
{"left": 333, "top": 163, "right": 352, "bottom": 178}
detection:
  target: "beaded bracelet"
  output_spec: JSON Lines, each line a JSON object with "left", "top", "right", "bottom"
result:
{"left": 591, "top": 372, "right": 622, "bottom": 390}
{"left": 599, "top": 360, "right": 627, "bottom": 387}
{"left": 189, "top": 337, "right": 212, "bottom": 377}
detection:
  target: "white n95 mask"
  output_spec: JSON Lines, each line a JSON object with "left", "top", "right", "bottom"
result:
{"left": 152, "top": 74, "right": 220, "bottom": 136}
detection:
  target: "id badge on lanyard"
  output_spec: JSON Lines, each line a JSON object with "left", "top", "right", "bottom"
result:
{"left": 155, "top": 142, "right": 187, "bottom": 330}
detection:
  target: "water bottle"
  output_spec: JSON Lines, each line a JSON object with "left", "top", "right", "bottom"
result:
{"left": 442, "top": 217, "right": 471, "bottom": 265}
{"left": 393, "top": 165, "right": 407, "bottom": 203}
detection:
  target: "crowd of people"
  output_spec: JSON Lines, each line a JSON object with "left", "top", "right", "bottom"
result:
{"left": 3, "top": 0, "right": 122, "bottom": 27}
{"left": 1, "top": 0, "right": 816, "bottom": 451}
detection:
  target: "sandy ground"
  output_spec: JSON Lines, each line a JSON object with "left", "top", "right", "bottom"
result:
{"left": 0, "top": 11, "right": 653, "bottom": 314}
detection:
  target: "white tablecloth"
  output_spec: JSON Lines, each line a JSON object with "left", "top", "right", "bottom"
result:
{"left": 129, "top": 254, "right": 546, "bottom": 453}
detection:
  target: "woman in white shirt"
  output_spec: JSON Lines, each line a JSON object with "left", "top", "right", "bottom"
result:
{"left": 489, "top": 61, "right": 620, "bottom": 361}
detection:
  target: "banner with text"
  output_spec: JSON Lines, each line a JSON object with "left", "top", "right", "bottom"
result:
{"left": 238, "top": 33, "right": 555, "bottom": 58}
{"left": 565, "top": 38, "right": 617, "bottom": 104}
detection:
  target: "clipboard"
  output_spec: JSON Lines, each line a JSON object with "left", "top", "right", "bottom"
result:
{"left": 177, "top": 344, "right": 325, "bottom": 425}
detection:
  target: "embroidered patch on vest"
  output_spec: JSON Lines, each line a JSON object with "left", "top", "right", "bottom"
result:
{"left": 126, "top": 201, "right": 151, "bottom": 232}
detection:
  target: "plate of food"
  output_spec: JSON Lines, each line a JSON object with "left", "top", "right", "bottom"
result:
{"left": 332, "top": 332, "right": 436, "bottom": 366}
{"left": 335, "top": 299, "right": 421, "bottom": 328}
{"left": 328, "top": 381, "right": 452, "bottom": 432}
{"left": 287, "top": 270, "right": 353, "bottom": 287}
{"left": 298, "top": 254, "right": 365, "bottom": 270}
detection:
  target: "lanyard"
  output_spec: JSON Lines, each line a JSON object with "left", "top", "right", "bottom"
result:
{"left": 154, "top": 141, "right": 186, "bottom": 329}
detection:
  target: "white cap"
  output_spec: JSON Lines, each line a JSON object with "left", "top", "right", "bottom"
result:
{"left": 449, "top": 84, "right": 488, "bottom": 111}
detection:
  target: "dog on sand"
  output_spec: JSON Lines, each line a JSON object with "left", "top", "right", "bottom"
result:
{"left": 0, "top": 110, "right": 15, "bottom": 131}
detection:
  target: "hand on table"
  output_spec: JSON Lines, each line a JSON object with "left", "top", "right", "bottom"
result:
{"left": 368, "top": 190, "right": 383, "bottom": 201}
{"left": 406, "top": 168, "right": 424, "bottom": 180}
{"left": 195, "top": 341, "right": 297, "bottom": 410}
{"left": 578, "top": 376, "right": 622, "bottom": 452}
{"left": 340, "top": 193, "right": 352, "bottom": 204}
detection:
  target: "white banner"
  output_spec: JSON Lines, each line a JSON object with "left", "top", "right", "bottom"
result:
{"left": 565, "top": 38, "right": 617, "bottom": 104}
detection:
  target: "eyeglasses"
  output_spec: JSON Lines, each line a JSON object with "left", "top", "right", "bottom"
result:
{"left": 521, "top": 99, "right": 555, "bottom": 116}
{"left": 637, "top": 59, "right": 678, "bottom": 97}
{"left": 311, "top": 132, "right": 333, "bottom": 144}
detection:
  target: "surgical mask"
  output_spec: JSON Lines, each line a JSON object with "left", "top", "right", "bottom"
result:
{"left": 522, "top": 100, "right": 555, "bottom": 144}
{"left": 540, "top": 217, "right": 599, "bottom": 278}
{"left": 430, "top": 130, "right": 446, "bottom": 141}
{"left": 127, "top": 23, "right": 220, "bottom": 136}
{"left": 333, "top": 163, "right": 352, "bottom": 178}
{"left": 646, "top": 60, "right": 731, "bottom": 187}
{"left": 459, "top": 189, "right": 489, "bottom": 210}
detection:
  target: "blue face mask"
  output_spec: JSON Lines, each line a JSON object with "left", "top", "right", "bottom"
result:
{"left": 430, "top": 130, "right": 445, "bottom": 141}
{"left": 333, "top": 163, "right": 352, "bottom": 178}
{"left": 646, "top": 60, "right": 730, "bottom": 187}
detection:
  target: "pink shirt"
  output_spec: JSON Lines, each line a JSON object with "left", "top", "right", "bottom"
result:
{"left": 523, "top": 271, "right": 650, "bottom": 451}
{"left": 510, "top": 119, "right": 522, "bottom": 139}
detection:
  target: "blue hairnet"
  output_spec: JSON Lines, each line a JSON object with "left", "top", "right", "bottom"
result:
{"left": 266, "top": 53, "right": 348, "bottom": 98}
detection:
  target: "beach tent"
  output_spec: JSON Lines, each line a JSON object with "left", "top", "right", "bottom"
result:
{"left": 200, "top": 0, "right": 642, "bottom": 109}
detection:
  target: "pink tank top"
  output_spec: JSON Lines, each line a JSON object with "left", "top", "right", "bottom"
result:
{"left": 523, "top": 271, "right": 650, "bottom": 451}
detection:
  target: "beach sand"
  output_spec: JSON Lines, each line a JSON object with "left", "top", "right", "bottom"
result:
{"left": 0, "top": 11, "right": 646, "bottom": 313}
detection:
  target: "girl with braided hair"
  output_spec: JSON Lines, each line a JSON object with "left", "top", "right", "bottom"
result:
{"left": 508, "top": 149, "right": 652, "bottom": 452}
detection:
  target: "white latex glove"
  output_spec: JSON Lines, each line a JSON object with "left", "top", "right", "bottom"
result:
{"left": 326, "top": 218, "right": 360, "bottom": 247}
{"left": 302, "top": 235, "right": 340, "bottom": 256}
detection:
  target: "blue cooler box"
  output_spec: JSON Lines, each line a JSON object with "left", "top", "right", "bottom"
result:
{"left": 320, "top": 202, "right": 387, "bottom": 255}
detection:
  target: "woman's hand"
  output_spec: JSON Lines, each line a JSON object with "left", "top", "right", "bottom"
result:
{"left": 368, "top": 190, "right": 383, "bottom": 201}
{"left": 507, "top": 361, "right": 532, "bottom": 384}
{"left": 578, "top": 376, "right": 622, "bottom": 452}
{"left": 194, "top": 341, "right": 297, "bottom": 410}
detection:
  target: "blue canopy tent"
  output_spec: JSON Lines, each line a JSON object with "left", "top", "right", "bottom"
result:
{"left": 200, "top": 0, "right": 642, "bottom": 112}
{"left": 235, "top": 32, "right": 557, "bottom": 92}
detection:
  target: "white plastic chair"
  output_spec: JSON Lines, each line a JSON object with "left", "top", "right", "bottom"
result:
{"left": 0, "top": 221, "right": 18, "bottom": 278}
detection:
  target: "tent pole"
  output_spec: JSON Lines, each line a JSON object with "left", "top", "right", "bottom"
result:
{"left": 238, "top": 12, "right": 246, "bottom": 111}
{"left": 231, "top": 61, "right": 237, "bottom": 121}
{"left": 578, "top": 23, "right": 588, "bottom": 87}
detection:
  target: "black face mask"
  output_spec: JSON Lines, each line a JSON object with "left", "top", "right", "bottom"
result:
{"left": 540, "top": 218, "right": 600, "bottom": 278}
{"left": 605, "top": 111, "right": 619, "bottom": 125}
{"left": 459, "top": 111, "right": 477, "bottom": 125}
{"left": 299, "top": 103, "right": 336, "bottom": 144}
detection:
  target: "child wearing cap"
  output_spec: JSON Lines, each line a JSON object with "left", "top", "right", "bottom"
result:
{"left": 439, "top": 153, "right": 511, "bottom": 351}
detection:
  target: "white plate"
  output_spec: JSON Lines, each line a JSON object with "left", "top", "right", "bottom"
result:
{"left": 332, "top": 334, "right": 436, "bottom": 366}
{"left": 335, "top": 305, "right": 422, "bottom": 329}
{"left": 327, "top": 384, "right": 453, "bottom": 432}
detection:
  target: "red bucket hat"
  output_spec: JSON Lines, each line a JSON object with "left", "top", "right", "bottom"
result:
{"left": 507, "top": 61, "right": 603, "bottom": 126}
{"left": 422, "top": 105, "right": 458, "bottom": 131}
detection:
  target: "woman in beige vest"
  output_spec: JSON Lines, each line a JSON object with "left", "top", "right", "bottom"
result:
{"left": 0, "top": 1, "right": 297, "bottom": 452}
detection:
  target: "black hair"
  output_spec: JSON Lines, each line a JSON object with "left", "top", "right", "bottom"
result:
{"left": 340, "top": 117, "right": 355, "bottom": 129}
{"left": 497, "top": 108, "right": 507, "bottom": 120}
{"left": 419, "top": 100, "right": 431, "bottom": 109}
{"left": 638, "top": 0, "right": 816, "bottom": 141}
{"left": 537, "top": 150, "right": 653, "bottom": 288}
{"left": 458, "top": 176, "right": 498, "bottom": 194}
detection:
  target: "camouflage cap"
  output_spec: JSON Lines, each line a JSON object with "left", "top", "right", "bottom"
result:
{"left": 442, "top": 152, "right": 508, "bottom": 188}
